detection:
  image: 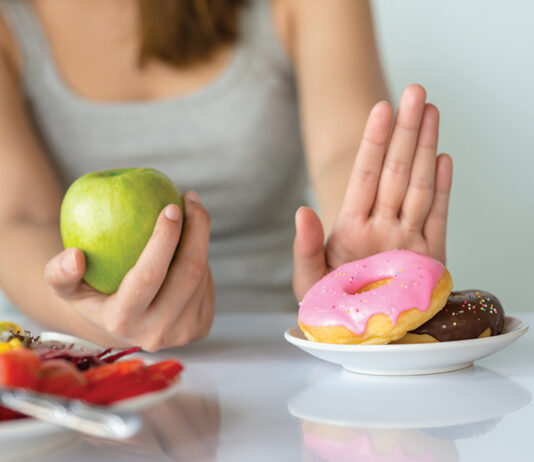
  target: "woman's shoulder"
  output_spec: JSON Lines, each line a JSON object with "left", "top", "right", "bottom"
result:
{"left": 261, "top": 0, "right": 373, "bottom": 67}
{"left": 269, "top": 0, "right": 294, "bottom": 57}
{"left": 240, "top": 0, "right": 296, "bottom": 74}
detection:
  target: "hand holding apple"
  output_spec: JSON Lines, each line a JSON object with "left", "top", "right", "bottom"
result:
{"left": 45, "top": 179, "right": 214, "bottom": 351}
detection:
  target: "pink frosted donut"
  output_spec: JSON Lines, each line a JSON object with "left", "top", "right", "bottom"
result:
{"left": 298, "top": 250, "right": 453, "bottom": 345}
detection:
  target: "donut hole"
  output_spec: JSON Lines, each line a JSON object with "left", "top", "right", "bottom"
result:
{"left": 345, "top": 278, "right": 393, "bottom": 295}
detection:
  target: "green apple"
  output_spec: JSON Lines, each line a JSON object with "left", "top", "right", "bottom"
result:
{"left": 60, "top": 168, "right": 184, "bottom": 294}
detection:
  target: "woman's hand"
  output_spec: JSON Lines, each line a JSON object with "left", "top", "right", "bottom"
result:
{"left": 44, "top": 191, "right": 214, "bottom": 352}
{"left": 293, "top": 85, "right": 453, "bottom": 299}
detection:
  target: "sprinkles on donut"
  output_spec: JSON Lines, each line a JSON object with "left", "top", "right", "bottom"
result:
{"left": 395, "top": 290, "right": 505, "bottom": 343}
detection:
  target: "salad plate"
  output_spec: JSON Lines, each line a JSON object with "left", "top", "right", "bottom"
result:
{"left": 0, "top": 331, "right": 183, "bottom": 459}
{"left": 284, "top": 316, "right": 528, "bottom": 375}
{"left": 36, "top": 332, "right": 183, "bottom": 412}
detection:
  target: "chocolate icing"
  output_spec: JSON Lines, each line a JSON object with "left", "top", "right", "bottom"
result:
{"left": 410, "top": 290, "right": 504, "bottom": 342}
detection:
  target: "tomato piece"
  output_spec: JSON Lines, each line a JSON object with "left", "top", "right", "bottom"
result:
{"left": 0, "top": 348, "right": 41, "bottom": 389}
{"left": 83, "top": 359, "right": 145, "bottom": 384}
{"left": 79, "top": 372, "right": 145, "bottom": 403}
{"left": 79, "top": 361, "right": 176, "bottom": 404}
{"left": 39, "top": 359, "right": 87, "bottom": 395}
{"left": 80, "top": 360, "right": 182, "bottom": 404}
{"left": 146, "top": 360, "right": 183, "bottom": 380}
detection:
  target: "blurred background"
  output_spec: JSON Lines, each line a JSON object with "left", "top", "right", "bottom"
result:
{"left": 371, "top": 0, "right": 534, "bottom": 313}
{"left": 1, "top": 1, "right": 532, "bottom": 317}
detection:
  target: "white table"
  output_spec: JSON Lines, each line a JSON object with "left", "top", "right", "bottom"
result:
{"left": 19, "top": 311, "right": 534, "bottom": 461}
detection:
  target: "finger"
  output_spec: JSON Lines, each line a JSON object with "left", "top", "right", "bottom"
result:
{"left": 155, "top": 191, "right": 211, "bottom": 306}
{"left": 293, "top": 206, "right": 326, "bottom": 300}
{"left": 374, "top": 84, "right": 427, "bottom": 218}
{"left": 44, "top": 247, "right": 86, "bottom": 297}
{"left": 114, "top": 203, "right": 183, "bottom": 310}
{"left": 424, "top": 153, "right": 453, "bottom": 262}
{"left": 339, "top": 101, "right": 392, "bottom": 219}
{"left": 400, "top": 103, "right": 440, "bottom": 231}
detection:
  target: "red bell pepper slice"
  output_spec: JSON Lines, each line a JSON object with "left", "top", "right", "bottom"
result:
{"left": 146, "top": 360, "right": 183, "bottom": 380}
{"left": 39, "top": 359, "right": 86, "bottom": 395}
{"left": 83, "top": 359, "right": 145, "bottom": 384}
{"left": 0, "top": 348, "right": 41, "bottom": 389}
{"left": 78, "top": 359, "right": 183, "bottom": 405}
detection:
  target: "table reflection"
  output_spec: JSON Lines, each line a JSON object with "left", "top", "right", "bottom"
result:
{"left": 39, "top": 368, "right": 221, "bottom": 462}
{"left": 289, "top": 366, "right": 530, "bottom": 461}
{"left": 302, "top": 424, "right": 457, "bottom": 462}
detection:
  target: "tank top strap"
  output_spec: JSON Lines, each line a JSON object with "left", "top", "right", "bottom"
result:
{"left": 0, "top": 0, "right": 49, "bottom": 87}
{"left": 241, "top": 0, "right": 293, "bottom": 78}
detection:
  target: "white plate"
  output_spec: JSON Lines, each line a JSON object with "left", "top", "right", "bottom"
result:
{"left": 0, "top": 332, "right": 183, "bottom": 458}
{"left": 38, "top": 331, "right": 106, "bottom": 352}
{"left": 284, "top": 316, "right": 528, "bottom": 375}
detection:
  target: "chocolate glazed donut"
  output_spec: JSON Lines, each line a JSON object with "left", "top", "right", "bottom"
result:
{"left": 396, "top": 290, "right": 505, "bottom": 343}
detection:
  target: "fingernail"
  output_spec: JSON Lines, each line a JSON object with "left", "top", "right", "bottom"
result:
{"left": 164, "top": 204, "right": 181, "bottom": 221}
{"left": 187, "top": 191, "right": 202, "bottom": 204}
{"left": 295, "top": 206, "right": 304, "bottom": 227}
{"left": 62, "top": 252, "right": 77, "bottom": 274}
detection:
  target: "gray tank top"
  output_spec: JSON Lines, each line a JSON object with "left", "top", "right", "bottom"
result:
{"left": 1, "top": 0, "right": 307, "bottom": 312}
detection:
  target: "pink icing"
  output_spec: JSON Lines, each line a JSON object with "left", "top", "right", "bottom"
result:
{"left": 304, "top": 432, "right": 439, "bottom": 462}
{"left": 298, "top": 250, "right": 445, "bottom": 335}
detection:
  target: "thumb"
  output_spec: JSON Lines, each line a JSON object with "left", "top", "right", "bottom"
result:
{"left": 44, "top": 247, "right": 86, "bottom": 297}
{"left": 293, "top": 206, "right": 327, "bottom": 300}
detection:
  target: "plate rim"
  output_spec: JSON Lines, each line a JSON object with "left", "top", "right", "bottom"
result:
{"left": 284, "top": 315, "right": 529, "bottom": 352}
{"left": 38, "top": 331, "right": 105, "bottom": 352}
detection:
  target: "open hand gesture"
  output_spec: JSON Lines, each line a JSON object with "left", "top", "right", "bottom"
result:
{"left": 294, "top": 85, "right": 453, "bottom": 299}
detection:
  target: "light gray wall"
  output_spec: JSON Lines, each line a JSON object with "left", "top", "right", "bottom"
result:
{"left": 371, "top": 0, "right": 534, "bottom": 313}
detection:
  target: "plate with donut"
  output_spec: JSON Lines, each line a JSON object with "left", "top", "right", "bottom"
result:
{"left": 285, "top": 250, "right": 529, "bottom": 375}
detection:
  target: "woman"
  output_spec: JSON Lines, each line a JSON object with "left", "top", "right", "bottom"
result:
{"left": 0, "top": 0, "right": 451, "bottom": 350}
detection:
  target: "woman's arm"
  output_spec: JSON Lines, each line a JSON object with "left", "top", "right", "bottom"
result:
{"left": 285, "top": 0, "right": 388, "bottom": 233}
{"left": 0, "top": 37, "right": 214, "bottom": 351}
{"left": 0, "top": 43, "right": 71, "bottom": 327}
{"left": 285, "top": 1, "right": 453, "bottom": 298}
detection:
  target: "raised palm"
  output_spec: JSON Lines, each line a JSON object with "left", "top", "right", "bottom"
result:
{"left": 293, "top": 84, "right": 452, "bottom": 300}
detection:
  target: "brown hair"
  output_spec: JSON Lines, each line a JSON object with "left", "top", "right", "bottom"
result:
{"left": 138, "top": 0, "right": 247, "bottom": 68}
